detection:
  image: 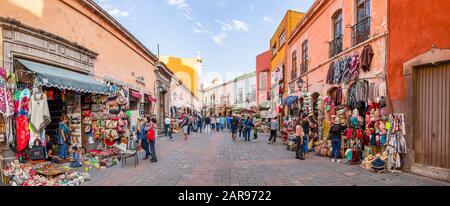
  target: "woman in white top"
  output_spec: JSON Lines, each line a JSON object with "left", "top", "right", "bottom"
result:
{"left": 295, "top": 122, "right": 305, "bottom": 160}
{"left": 211, "top": 116, "right": 216, "bottom": 131}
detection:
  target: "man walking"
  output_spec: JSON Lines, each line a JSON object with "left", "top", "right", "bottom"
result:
{"left": 182, "top": 114, "right": 190, "bottom": 140}
{"left": 230, "top": 115, "right": 239, "bottom": 141}
{"left": 268, "top": 117, "right": 278, "bottom": 144}
{"left": 205, "top": 115, "right": 211, "bottom": 135}
{"left": 197, "top": 115, "right": 203, "bottom": 133}
{"left": 226, "top": 116, "right": 231, "bottom": 133}
{"left": 244, "top": 117, "right": 254, "bottom": 142}
{"left": 164, "top": 116, "right": 171, "bottom": 137}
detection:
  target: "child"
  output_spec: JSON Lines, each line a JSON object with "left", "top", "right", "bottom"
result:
{"left": 70, "top": 146, "right": 82, "bottom": 168}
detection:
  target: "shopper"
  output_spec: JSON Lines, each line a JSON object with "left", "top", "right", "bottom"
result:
{"left": 295, "top": 121, "right": 305, "bottom": 160}
{"left": 140, "top": 116, "right": 151, "bottom": 160}
{"left": 230, "top": 115, "right": 239, "bottom": 141}
{"left": 188, "top": 114, "right": 193, "bottom": 134}
{"left": 148, "top": 118, "right": 158, "bottom": 162}
{"left": 268, "top": 117, "right": 278, "bottom": 144}
{"left": 329, "top": 117, "right": 345, "bottom": 162}
{"left": 164, "top": 116, "right": 171, "bottom": 137}
{"left": 216, "top": 116, "right": 220, "bottom": 132}
{"left": 197, "top": 116, "right": 203, "bottom": 133}
{"left": 244, "top": 117, "right": 254, "bottom": 141}
{"left": 205, "top": 115, "right": 211, "bottom": 135}
{"left": 211, "top": 116, "right": 216, "bottom": 131}
{"left": 181, "top": 114, "right": 190, "bottom": 140}
{"left": 168, "top": 120, "right": 174, "bottom": 142}
{"left": 253, "top": 118, "right": 259, "bottom": 142}
{"left": 238, "top": 117, "right": 244, "bottom": 139}
{"left": 302, "top": 113, "right": 311, "bottom": 157}
{"left": 226, "top": 116, "right": 231, "bottom": 132}
{"left": 58, "top": 114, "right": 70, "bottom": 159}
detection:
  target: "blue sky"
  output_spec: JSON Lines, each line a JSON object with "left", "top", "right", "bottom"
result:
{"left": 95, "top": 0, "right": 315, "bottom": 83}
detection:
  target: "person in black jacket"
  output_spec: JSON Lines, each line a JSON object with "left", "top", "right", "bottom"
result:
{"left": 329, "top": 117, "right": 345, "bottom": 162}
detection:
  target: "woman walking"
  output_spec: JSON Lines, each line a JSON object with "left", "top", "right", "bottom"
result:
{"left": 58, "top": 114, "right": 70, "bottom": 159}
{"left": 147, "top": 118, "right": 158, "bottom": 162}
{"left": 140, "top": 116, "right": 151, "bottom": 160}
{"left": 295, "top": 121, "right": 305, "bottom": 160}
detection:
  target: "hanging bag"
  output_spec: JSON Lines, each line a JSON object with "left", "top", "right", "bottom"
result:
{"left": 147, "top": 129, "right": 156, "bottom": 141}
{"left": 30, "top": 139, "right": 46, "bottom": 161}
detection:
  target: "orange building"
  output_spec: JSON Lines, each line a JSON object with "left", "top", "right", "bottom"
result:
{"left": 387, "top": 0, "right": 450, "bottom": 180}
{"left": 0, "top": 0, "right": 158, "bottom": 164}
{"left": 269, "top": 10, "right": 305, "bottom": 117}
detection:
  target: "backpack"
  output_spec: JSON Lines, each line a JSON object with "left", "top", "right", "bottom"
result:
{"left": 147, "top": 129, "right": 156, "bottom": 141}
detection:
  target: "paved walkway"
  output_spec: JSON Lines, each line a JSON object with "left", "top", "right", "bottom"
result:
{"left": 84, "top": 131, "right": 449, "bottom": 186}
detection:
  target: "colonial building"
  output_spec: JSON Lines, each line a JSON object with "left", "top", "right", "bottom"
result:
{"left": 0, "top": 0, "right": 158, "bottom": 166}
{"left": 256, "top": 50, "right": 271, "bottom": 117}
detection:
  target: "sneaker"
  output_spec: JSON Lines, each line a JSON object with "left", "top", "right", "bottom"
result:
{"left": 295, "top": 156, "right": 300, "bottom": 159}
{"left": 300, "top": 158, "right": 305, "bottom": 160}
{"left": 267, "top": 142, "right": 271, "bottom": 145}
{"left": 337, "top": 159, "right": 342, "bottom": 163}
{"left": 142, "top": 157, "right": 149, "bottom": 160}
{"left": 252, "top": 139, "right": 257, "bottom": 142}
{"left": 331, "top": 158, "right": 335, "bottom": 162}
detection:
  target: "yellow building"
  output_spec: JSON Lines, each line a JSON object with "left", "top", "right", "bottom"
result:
{"left": 269, "top": 10, "right": 305, "bottom": 117}
{"left": 159, "top": 55, "right": 203, "bottom": 96}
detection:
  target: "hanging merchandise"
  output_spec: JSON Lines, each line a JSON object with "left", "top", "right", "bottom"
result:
{"left": 386, "top": 113, "right": 407, "bottom": 170}
{"left": 350, "top": 53, "right": 360, "bottom": 81}
{"left": 326, "top": 62, "right": 335, "bottom": 85}
{"left": 29, "top": 88, "right": 51, "bottom": 132}
{"left": 361, "top": 44, "right": 374, "bottom": 72}
{"left": 341, "top": 56, "right": 352, "bottom": 84}
{"left": 16, "top": 114, "right": 30, "bottom": 152}
{"left": 355, "top": 80, "right": 369, "bottom": 103}
{"left": 333, "top": 59, "right": 343, "bottom": 84}
{"left": 335, "top": 87, "right": 343, "bottom": 106}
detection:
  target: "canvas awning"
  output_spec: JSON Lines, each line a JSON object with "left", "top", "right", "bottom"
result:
{"left": 18, "top": 59, "right": 110, "bottom": 94}
{"left": 281, "top": 96, "right": 299, "bottom": 106}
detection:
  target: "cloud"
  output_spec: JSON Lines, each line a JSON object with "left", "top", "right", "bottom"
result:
{"left": 214, "top": 19, "right": 249, "bottom": 32}
{"left": 167, "top": 0, "right": 192, "bottom": 17}
{"left": 212, "top": 33, "right": 227, "bottom": 45}
{"left": 263, "top": 16, "right": 274, "bottom": 23}
{"left": 108, "top": 8, "right": 129, "bottom": 17}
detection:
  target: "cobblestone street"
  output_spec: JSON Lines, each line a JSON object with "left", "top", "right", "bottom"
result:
{"left": 84, "top": 131, "right": 449, "bottom": 186}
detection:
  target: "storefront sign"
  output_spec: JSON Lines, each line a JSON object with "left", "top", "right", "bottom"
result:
{"left": 139, "top": 102, "right": 145, "bottom": 116}
{"left": 135, "top": 76, "right": 145, "bottom": 85}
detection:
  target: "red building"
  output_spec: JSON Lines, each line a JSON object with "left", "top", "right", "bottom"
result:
{"left": 387, "top": 0, "right": 450, "bottom": 181}
{"left": 256, "top": 51, "right": 271, "bottom": 110}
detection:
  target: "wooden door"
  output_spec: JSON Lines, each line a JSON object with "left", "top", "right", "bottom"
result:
{"left": 414, "top": 63, "right": 450, "bottom": 169}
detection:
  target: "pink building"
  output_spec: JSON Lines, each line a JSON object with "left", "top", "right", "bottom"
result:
{"left": 256, "top": 51, "right": 271, "bottom": 109}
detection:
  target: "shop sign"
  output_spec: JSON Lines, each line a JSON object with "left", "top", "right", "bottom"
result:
{"left": 135, "top": 76, "right": 145, "bottom": 86}
{"left": 139, "top": 102, "right": 145, "bottom": 116}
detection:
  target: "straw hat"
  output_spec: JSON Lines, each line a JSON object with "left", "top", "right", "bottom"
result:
{"left": 334, "top": 117, "right": 341, "bottom": 125}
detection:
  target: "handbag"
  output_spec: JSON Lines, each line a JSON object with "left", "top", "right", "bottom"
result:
{"left": 118, "top": 111, "right": 127, "bottom": 120}
{"left": 85, "top": 125, "right": 92, "bottom": 133}
{"left": 116, "top": 95, "right": 127, "bottom": 106}
{"left": 109, "top": 105, "right": 120, "bottom": 114}
{"left": 118, "top": 119, "right": 127, "bottom": 127}
{"left": 82, "top": 110, "right": 91, "bottom": 117}
{"left": 30, "top": 139, "right": 46, "bottom": 161}
{"left": 356, "top": 129, "right": 363, "bottom": 139}
{"left": 106, "top": 120, "right": 118, "bottom": 129}
{"left": 346, "top": 128, "right": 354, "bottom": 140}
{"left": 147, "top": 129, "right": 156, "bottom": 141}
{"left": 91, "top": 104, "right": 100, "bottom": 112}
{"left": 117, "top": 126, "right": 127, "bottom": 133}
{"left": 109, "top": 114, "right": 119, "bottom": 120}
{"left": 106, "top": 100, "right": 118, "bottom": 107}
{"left": 83, "top": 117, "right": 92, "bottom": 125}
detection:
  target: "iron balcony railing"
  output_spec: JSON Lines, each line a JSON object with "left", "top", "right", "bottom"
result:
{"left": 329, "top": 35, "right": 343, "bottom": 58}
{"left": 352, "top": 17, "right": 371, "bottom": 46}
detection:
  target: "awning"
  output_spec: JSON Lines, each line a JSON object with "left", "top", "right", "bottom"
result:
{"left": 130, "top": 90, "right": 142, "bottom": 99}
{"left": 18, "top": 59, "right": 110, "bottom": 94}
{"left": 259, "top": 101, "right": 270, "bottom": 111}
{"left": 145, "top": 94, "right": 157, "bottom": 103}
{"left": 282, "top": 96, "right": 299, "bottom": 106}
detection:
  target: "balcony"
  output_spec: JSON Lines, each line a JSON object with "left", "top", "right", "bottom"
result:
{"left": 291, "top": 68, "right": 297, "bottom": 80}
{"left": 329, "top": 35, "right": 343, "bottom": 58}
{"left": 300, "top": 61, "right": 308, "bottom": 75}
{"left": 351, "top": 17, "right": 371, "bottom": 46}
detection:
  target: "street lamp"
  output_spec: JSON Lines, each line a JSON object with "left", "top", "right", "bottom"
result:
{"left": 296, "top": 78, "right": 304, "bottom": 90}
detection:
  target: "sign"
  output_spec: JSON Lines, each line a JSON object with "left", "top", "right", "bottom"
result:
{"left": 139, "top": 102, "right": 145, "bottom": 116}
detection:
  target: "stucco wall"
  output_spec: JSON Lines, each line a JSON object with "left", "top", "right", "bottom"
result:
{"left": 388, "top": 0, "right": 450, "bottom": 113}
{"left": 287, "top": 0, "right": 387, "bottom": 96}
{"left": 256, "top": 50, "right": 271, "bottom": 106}
{"left": 0, "top": 0, "right": 156, "bottom": 94}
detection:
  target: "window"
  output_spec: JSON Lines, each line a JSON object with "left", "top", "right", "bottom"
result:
{"left": 301, "top": 40, "right": 309, "bottom": 74}
{"left": 238, "top": 88, "right": 243, "bottom": 103}
{"left": 250, "top": 85, "right": 256, "bottom": 101}
{"left": 291, "top": 51, "right": 298, "bottom": 79}
{"left": 272, "top": 43, "right": 277, "bottom": 56}
{"left": 330, "top": 10, "right": 343, "bottom": 57}
{"left": 279, "top": 30, "right": 286, "bottom": 46}
{"left": 352, "top": 0, "right": 371, "bottom": 45}
{"left": 259, "top": 72, "right": 267, "bottom": 90}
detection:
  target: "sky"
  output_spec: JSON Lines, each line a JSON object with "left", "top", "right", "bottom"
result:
{"left": 94, "top": 0, "right": 315, "bottom": 84}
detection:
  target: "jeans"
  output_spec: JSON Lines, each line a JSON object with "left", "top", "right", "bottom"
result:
{"left": 188, "top": 124, "right": 191, "bottom": 135}
{"left": 141, "top": 139, "right": 151, "bottom": 158}
{"left": 198, "top": 124, "right": 202, "bottom": 133}
{"left": 165, "top": 124, "right": 170, "bottom": 136}
{"left": 244, "top": 128, "right": 251, "bottom": 141}
{"left": 269, "top": 130, "right": 277, "bottom": 143}
{"left": 331, "top": 139, "right": 342, "bottom": 159}
{"left": 168, "top": 131, "right": 173, "bottom": 140}
{"left": 205, "top": 124, "right": 211, "bottom": 135}
{"left": 296, "top": 137, "right": 305, "bottom": 158}
{"left": 304, "top": 134, "right": 309, "bottom": 154}
{"left": 59, "top": 143, "right": 68, "bottom": 159}
{"left": 149, "top": 140, "right": 157, "bottom": 161}
{"left": 216, "top": 123, "right": 220, "bottom": 131}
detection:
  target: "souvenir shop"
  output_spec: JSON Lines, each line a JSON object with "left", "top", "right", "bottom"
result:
{"left": 312, "top": 44, "right": 407, "bottom": 172}
{"left": 0, "top": 59, "right": 139, "bottom": 186}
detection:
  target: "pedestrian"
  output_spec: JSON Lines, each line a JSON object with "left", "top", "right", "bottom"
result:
{"left": 302, "top": 113, "right": 311, "bottom": 157}
{"left": 181, "top": 113, "right": 190, "bottom": 140}
{"left": 238, "top": 116, "right": 244, "bottom": 139}
{"left": 140, "top": 116, "right": 151, "bottom": 160}
{"left": 268, "top": 116, "right": 278, "bottom": 144}
{"left": 188, "top": 114, "right": 194, "bottom": 134}
{"left": 197, "top": 115, "right": 203, "bottom": 133}
{"left": 295, "top": 121, "right": 305, "bottom": 160}
{"left": 168, "top": 120, "right": 174, "bottom": 141}
{"left": 230, "top": 115, "right": 239, "bottom": 141}
{"left": 253, "top": 118, "right": 259, "bottom": 142}
{"left": 58, "top": 114, "right": 70, "bottom": 159}
{"left": 245, "top": 117, "right": 254, "bottom": 141}
{"left": 164, "top": 116, "right": 171, "bottom": 137}
{"left": 329, "top": 117, "right": 345, "bottom": 163}
{"left": 226, "top": 116, "right": 231, "bottom": 132}
{"left": 205, "top": 115, "right": 211, "bottom": 135}
{"left": 147, "top": 118, "right": 158, "bottom": 162}
{"left": 216, "top": 116, "right": 220, "bottom": 132}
